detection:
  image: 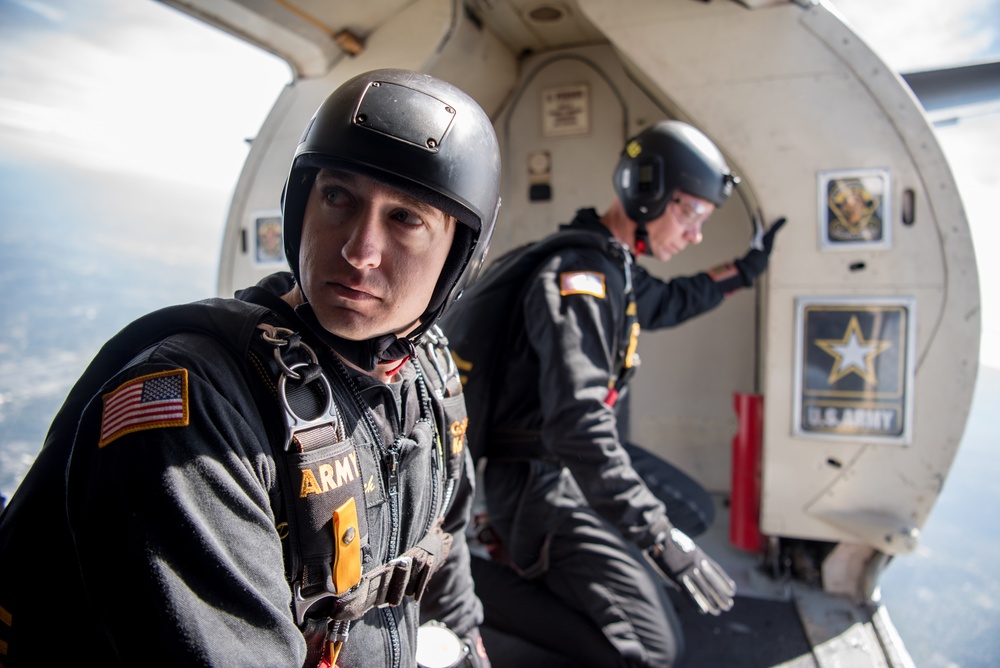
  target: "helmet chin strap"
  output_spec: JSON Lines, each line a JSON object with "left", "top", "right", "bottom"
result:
{"left": 294, "top": 302, "right": 416, "bottom": 373}
{"left": 634, "top": 223, "right": 652, "bottom": 257}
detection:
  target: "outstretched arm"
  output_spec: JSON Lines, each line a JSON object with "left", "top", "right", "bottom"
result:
{"left": 636, "top": 216, "right": 787, "bottom": 330}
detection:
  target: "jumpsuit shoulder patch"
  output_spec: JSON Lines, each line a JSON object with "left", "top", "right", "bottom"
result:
{"left": 559, "top": 271, "right": 606, "bottom": 298}
{"left": 99, "top": 368, "right": 189, "bottom": 448}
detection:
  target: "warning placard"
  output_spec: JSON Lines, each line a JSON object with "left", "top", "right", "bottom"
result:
{"left": 541, "top": 83, "right": 590, "bottom": 138}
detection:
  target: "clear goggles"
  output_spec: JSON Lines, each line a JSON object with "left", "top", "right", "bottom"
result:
{"left": 668, "top": 193, "right": 714, "bottom": 229}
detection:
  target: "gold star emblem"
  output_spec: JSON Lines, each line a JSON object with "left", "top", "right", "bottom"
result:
{"left": 814, "top": 315, "right": 892, "bottom": 385}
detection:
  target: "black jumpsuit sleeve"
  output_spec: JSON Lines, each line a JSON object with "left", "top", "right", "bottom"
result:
{"left": 632, "top": 262, "right": 726, "bottom": 330}
{"left": 522, "top": 249, "right": 667, "bottom": 549}
{"left": 66, "top": 333, "right": 306, "bottom": 666}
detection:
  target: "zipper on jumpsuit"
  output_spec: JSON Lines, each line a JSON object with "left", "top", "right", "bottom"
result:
{"left": 380, "top": 368, "right": 445, "bottom": 668}
{"left": 353, "top": 363, "right": 445, "bottom": 668}
{"left": 330, "top": 357, "right": 405, "bottom": 667}
{"left": 413, "top": 364, "right": 443, "bottom": 534}
{"left": 381, "top": 437, "right": 402, "bottom": 668}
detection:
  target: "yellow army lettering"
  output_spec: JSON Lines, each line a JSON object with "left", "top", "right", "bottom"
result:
{"left": 450, "top": 418, "right": 468, "bottom": 456}
{"left": 300, "top": 452, "right": 362, "bottom": 498}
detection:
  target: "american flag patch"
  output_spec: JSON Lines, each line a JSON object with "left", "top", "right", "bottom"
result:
{"left": 99, "top": 369, "right": 189, "bottom": 448}
{"left": 559, "top": 271, "right": 606, "bottom": 298}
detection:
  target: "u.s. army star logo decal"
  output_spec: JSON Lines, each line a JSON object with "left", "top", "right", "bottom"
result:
{"left": 814, "top": 315, "right": 892, "bottom": 386}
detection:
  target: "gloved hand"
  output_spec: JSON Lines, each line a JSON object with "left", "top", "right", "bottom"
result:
{"left": 463, "top": 627, "right": 491, "bottom": 668}
{"left": 647, "top": 526, "right": 736, "bottom": 616}
{"left": 734, "top": 216, "right": 786, "bottom": 286}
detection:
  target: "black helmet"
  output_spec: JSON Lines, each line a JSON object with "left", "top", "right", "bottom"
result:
{"left": 281, "top": 68, "right": 501, "bottom": 338}
{"left": 613, "top": 120, "right": 738, "bottom": 226}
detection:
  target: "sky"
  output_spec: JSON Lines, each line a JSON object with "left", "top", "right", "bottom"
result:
{"left": 830, "top": 0, "right": 1000, "bottom": 72}
{"left": 0, "top": 0, "right": 291, "bottom": 189}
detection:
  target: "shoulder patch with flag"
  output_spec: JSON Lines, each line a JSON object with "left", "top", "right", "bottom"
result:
{"left": 559, "top": 271, "right": 606, "bottom": 298}
{"left": 99, "top": 369, "right": 189, "bottom": 448}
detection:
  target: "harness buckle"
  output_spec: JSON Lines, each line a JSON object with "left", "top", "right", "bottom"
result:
{"left": 257, "top": 324, "right": 345, "bottom": 452}
{"left": 378, "top": 555, "right": 413, "bottom": 608}
{"left": 293, "top": 580, "right": 335, "bottom": 627}
{"left": 278, "top": 361, "right": 345, "bottom": 451}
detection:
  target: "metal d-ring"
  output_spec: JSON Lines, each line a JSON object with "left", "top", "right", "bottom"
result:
{"left": 274, "top": 343, "right": 319, "bottom": 381}
{"left": 278, "top": 361, "right": 336, "bottom": 434}
{"left": 260, "top": 326, "right": 319, "bottom": 381}
{"left": 259, "top": 324, "right": 296, "bottom": 346}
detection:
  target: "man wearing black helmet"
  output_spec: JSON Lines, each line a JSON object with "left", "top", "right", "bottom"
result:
{"left": 440, "top": 120, "right": 785, "bottom": 667}
{"left": 0, "top": 69, "right": 498, "bottom": 667}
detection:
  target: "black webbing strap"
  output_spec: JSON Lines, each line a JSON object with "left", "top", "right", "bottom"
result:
{"left": 337, "top": 517, "right": 452, "bottom": 618}
{"left": 296, "top": 518, "right": 453, "bottom": 625}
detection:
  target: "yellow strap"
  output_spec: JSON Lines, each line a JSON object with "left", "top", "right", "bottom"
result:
{"left": 332, "top": 498, "right": 362, "bottom": 594}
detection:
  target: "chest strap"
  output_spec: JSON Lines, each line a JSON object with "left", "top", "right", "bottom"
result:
{"left": 293, "top": 519, "right": 452, "bottom": 625}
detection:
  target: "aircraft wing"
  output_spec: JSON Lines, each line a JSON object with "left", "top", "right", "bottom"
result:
{"left": 901, "top": 59, "right": 1000, "bottom": 125}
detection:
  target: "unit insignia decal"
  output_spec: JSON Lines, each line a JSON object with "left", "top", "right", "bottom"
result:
{"left": 252, "top": 210, "right": 285, "bottom": 265}
{"left": 817, "top": 169, "right": 891, "bottom": 250}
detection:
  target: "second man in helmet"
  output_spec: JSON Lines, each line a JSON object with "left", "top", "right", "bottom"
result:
{"left": 441, "top": 119, "right": 785, "bottom": 667}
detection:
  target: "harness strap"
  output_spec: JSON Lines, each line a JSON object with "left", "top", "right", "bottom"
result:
{"left": 243, "top": 309, "right": 467, "bottom": 665}
{"left": 353, "top": 518, "right": 450, "bottom": 617}
{"left": 293, "top": 518, "right": 453, "bottom": 625}
{"left": 605, "top": 240, "right": 639, "bottom": 407}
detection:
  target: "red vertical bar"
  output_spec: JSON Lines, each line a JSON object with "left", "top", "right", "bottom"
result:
{"left": 730, "top": 392, "right": 764, "bottom": 552}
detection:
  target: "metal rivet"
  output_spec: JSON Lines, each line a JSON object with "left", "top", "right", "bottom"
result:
{"left": 356, "top": 114, "right": 366, "bottom": 124}
{"left": 427, "top": 138, "right": 438, "bottom": 149}
{"left": 342, "top": 527, "right": 356, "bottom": 545}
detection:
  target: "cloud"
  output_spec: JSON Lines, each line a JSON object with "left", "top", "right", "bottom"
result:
{"left": 828, "top": 0, "right": 1000, "bottom": 72}
{"left": 0, "top": 0, "right": 289, "bottom": 189}
{"left": 936, "top": 117, "right": 1000, "bottom": 367}
{"left": 5, "top": 0, "right": 65, "bottom": 24}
